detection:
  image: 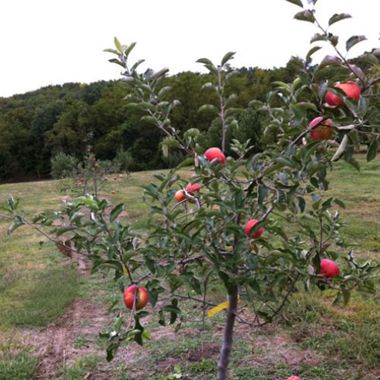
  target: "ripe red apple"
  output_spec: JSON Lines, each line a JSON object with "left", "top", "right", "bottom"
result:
{"left": 308, "top": 116, "right": 334, "bottom": 141}
{"left": 123, "top": 285, "right": 149, "bottom": 310}
{"left": 185, "top": 183, "right": 201, "bottom": 194}
{"left": 325, "top": 81, "right": 361, "bottom": 107}
{"left": 175, "top": 190, "right": 186, "bottom": 202}
{"left": 244, "top": 219, "right": 265, "bottom": 239}
{"left": 319, "top": 258, "right": 340, "bottom": 278}
{"left": 287, "top": 376, "right": 301, "bottom": 380}
{"left": 204, "top": 147, "right": 226, "bottom": 164}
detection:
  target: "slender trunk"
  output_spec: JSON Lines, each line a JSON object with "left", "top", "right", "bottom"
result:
{"left": 217, "top": 69, "right": 226, "bottom": 153}
{"left": 221, "top": 103, "right": 226, "bottom": 153}
{"left": 217, "top": 286, "right": 238, "bottom": 380}
{"left": 202, "top": 271, "right": 211, "bottom": 330}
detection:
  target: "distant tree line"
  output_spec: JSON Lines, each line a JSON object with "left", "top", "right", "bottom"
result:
{"left": 0, "top": 54, "right": 378, "bottom": 181}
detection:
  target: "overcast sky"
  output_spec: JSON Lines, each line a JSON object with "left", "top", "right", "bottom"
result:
{"left": 0, "top": 0, "right": 378, "bottom": 97}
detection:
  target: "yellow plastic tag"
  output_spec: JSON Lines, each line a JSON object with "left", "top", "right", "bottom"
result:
{"left": 207, "top": 301, "right": 229, "bottom": 317}
{"left": 207, "top": 295, "right": 240, "bottom": 317}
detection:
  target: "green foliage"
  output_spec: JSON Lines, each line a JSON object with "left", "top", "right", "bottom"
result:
{"left": 2, "top": 2, "right": 380, "bottom": 380}
{"left": 58, "top": 355, "right": 99, "bottom": 380}
{"left": 0, "top": 346, "right": 38, "bottom": 380}
{"left": 1, "top": 49, "right": 377, "bottom": 181}
{"left": 113, "top": 149, "right": 134, "bottom": 173}
{"left": 51, "top": 152, "right": 78, "bottom": 179}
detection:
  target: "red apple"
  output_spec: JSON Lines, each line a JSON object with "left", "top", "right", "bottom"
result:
{"left": 244, "top": 219, "right": 265, "bottom": 239}
{"left": 325, "top": 81, "right": 361, "bottom": 107}
{"left": 319, "top": 258, "right": 340, "bottom": 278}
{"left": 123, "top": 285, "right": 149, "bottom": 310}
{"left": 287, "top": 376, "right": 301, "bottom": 380}
{"left": 204, "top": 147, "right": 226, "bottom": 164}
{"left": 175, "top": 190, "right": 186, "bottom": 202}
{"left": 308, "top": 116, "right": 334, "bottom": 141}
{"left": 185, "top": 183, "right": 201, "bottom": 194}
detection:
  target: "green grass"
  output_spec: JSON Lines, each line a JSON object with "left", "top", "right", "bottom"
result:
{"left": 58, "top": 355, "right": 99, "bottom": 380}
{"left": 0, "top": 157, "right": 379, "bottom": 379}
{"left": 0, "top": 266, "right": 80, "bottom": 327}
{"left": 326, "top": 158, "right": 380, "bottom": 259}
{"left": 0, "top": 339, "right": 38, "bottom": 380}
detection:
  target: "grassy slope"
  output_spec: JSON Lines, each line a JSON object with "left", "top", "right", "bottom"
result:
{"left": 0, "top": 160, "right": 379, "bottom": 379}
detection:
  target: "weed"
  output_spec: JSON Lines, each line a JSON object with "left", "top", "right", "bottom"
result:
{"left": 0, "top": 340, "right": 38, "bottom": 380}
{"left": 58, "top": 355, "right": 98, "bottom": 380}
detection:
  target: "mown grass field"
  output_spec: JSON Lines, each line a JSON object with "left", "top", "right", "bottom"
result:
{"left": 0, "top": 157, "right": 379, "bottom": 380}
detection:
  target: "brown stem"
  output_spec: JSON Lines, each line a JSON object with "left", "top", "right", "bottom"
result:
{"left": 313, "top": 16, "right": 366, "bottom": 87}
{"left": 217, "top": 69, "right": 227, "bottom": 153}
{"left": 217, "top": 286, "right": 238, "bottom": 380}
{"left": 202, "top": 271, "right": 212, "bottom": 330}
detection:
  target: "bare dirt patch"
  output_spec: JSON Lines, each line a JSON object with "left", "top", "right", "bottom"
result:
{"left": 232, "top": 320, "right": 323, "bottom": 371}
{"left": 21, "top": 298, "right": 109, "bottom": 379}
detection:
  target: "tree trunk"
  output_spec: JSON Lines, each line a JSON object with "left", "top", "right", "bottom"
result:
{"left": 217, "top": 286, "right": 238, "bottom": 380}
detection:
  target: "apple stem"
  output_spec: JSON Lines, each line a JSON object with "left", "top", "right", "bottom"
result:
{"left": 217, "top": 286, "right": 238, "bottom": 380}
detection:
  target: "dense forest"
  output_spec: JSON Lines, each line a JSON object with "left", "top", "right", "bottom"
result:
{"left": 0, "top": 54, "right": 378, "bottom": 182}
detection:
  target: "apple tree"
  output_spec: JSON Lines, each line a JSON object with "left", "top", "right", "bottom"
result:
{"left": 3, "top": 1, "right": 380, "bottom": 379}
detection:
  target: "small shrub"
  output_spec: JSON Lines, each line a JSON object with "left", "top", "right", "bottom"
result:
{"left": 51, "top": 152, "right": 78, "bottom": 179}
{"left": 113, "top": 149, "right": 135, "bottom": 173}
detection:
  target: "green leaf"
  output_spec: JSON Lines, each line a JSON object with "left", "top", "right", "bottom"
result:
{"left": 176, "top": 157, "right": 194, "bottom": 170}
{"left": 106, "top": 342, "right": 119, "bottom": 362}
{"left": 306, "top": 46, "right": 322, "bottom": 62}
{"left": 158, "top": 86, "right": 172, "bottom": 98}
{"left": 294, "top": 10, "right": 315, "bottom": 23}
{"left": 131, "top": 59, "right": 145, "bottom": 71}
{"left": 310, "top": 33, "right": 327, "bottom": 43}
{"left": 273, "top": 81, "right": 289, "bottom": 89}
{"left": 335, "top": 124, "right": 355, "bottom": 132}
{"left": 334, "top": 198, "right": 346, "bottom": 208}
{"left": 124, "top": 42, "right": 136, "bottom": 58}
{"left": 319, "top": 55, "right": 342, "bottom": 67}
{"left": 103, "top": 48, "right": 119, "bottom": 55}
{"left": 274, "top": 156, "right": 296, "bottom": 168}
{"left": 114, "top": 37, "right": 123, "bottom": 53}
{"left": 310, "top": 177, "right": 319, "bottom": 189}
{"left": 286, "top": 0, "right": 303, "bottom": 8}
{"left": 75, "top": 196, "right": 99, "bottom": 210}
{"left": 221, "top": 51, "right": 236, "bottom": 66}
{"left": 5, "top": 197, "right": 19, "bottom": 211}
{"left": 328, "top": 34, "right": 339, "bottom": 47}
{"left": 196, "top": 58, "right": 214, "bottom": 66}
{"left": 328, "top": 13, "right": 351, "bottom": 26}
{"left": 366, "top": 138, "right": 378, "bottom": 162}
{"left": 7, "top": 219, "right": 24, "bottom": 235}
{"left": 297, "top": 197, "right": 306, "bottom": 212}
{"left": 346, "top": 35, "right": 367, "bottom": 52}
{"left": 331, "top": 135, "right": 348, "bottom": 162}
{"left": 151, "top": 67, "right": 169, "bottom": 80}
{"left": 140, "top": 116, "right": 157, "bottom": 125}
{"left": 108, "top": 58, "right": 125, "bottom": 68}
{"left": 109, "top": 203, "right": 125, "bottom": 222}
{"left": 198, "top": 104, "right": 218, "bottom": 114}
{"left": 294, "top": 102, "right": 318, "bottom": 112}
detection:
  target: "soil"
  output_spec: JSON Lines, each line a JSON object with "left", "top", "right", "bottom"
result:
{"left": 17, "top": 297, "right": 380, "bottom": 380}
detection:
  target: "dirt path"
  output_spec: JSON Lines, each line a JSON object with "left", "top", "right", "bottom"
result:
{"left": 20, "top": 250, "right": 106, "bottom": 379}
{"left": 21, "top": 297, "right": 108, "bottom": 379}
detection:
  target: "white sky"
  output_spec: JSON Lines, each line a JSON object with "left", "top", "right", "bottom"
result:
{"left": 0, "top": 0, "right": 378, "bottom": 97}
